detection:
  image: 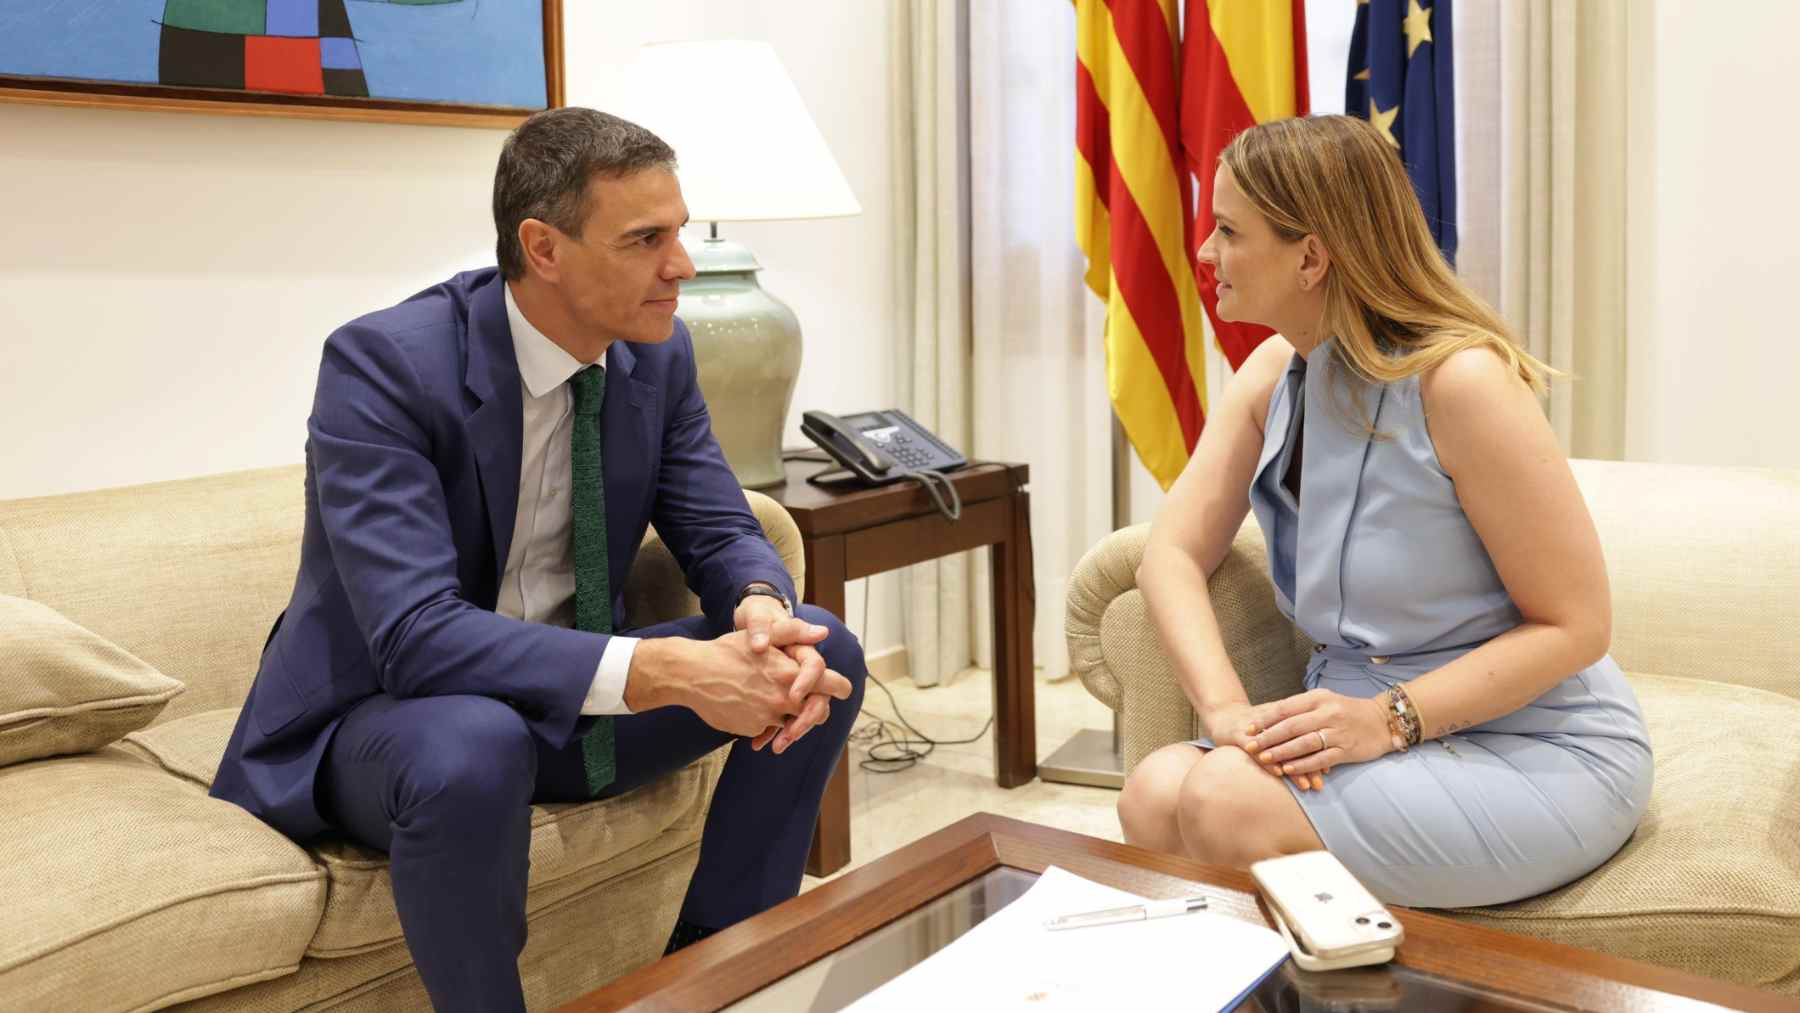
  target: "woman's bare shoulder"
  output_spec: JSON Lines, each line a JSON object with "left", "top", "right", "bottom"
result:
{"left": 1236, "top": 335, "right": 1297, "bottom": 434}
{"left": 1419, "top": 345, "right": 1546, "bottom": 475}
{"left": 1419, "top": 345, "right": 1532, "bottom": 420}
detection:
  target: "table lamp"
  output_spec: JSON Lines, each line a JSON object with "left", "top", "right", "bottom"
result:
{"left": 616, "top": 40, "right": 862, "bottom": 488}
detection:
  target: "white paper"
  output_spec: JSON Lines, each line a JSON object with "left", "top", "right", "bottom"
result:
{"left": 846, "top": 866, "right": 1292, "bottom": 1011}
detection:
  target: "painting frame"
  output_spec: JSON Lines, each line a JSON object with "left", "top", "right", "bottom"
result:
{"left": 0, "top": 0, "right": 564, "bottom": 129}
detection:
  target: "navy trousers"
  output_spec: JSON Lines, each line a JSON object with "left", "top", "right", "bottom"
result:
{"left": 315, "top": 605, "right": 866, "bottom": 1012}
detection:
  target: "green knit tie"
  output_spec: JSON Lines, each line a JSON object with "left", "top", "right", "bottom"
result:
{"left": 571, "top": 366, "right": 615, "bottom": 795}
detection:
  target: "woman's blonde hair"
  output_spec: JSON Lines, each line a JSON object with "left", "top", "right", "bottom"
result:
{"left": 1219, "top": 115, "right": 1552, "bottom": 410}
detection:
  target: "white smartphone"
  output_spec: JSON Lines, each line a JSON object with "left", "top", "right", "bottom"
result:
{"left": 1250, "top": 851, "right": 1403, "bottom": 971}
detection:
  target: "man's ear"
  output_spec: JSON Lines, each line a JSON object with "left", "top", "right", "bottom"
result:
{"left": 518, "top": 219, "right": 561, "bottom": 284}
{"left": 1299, "top": 234, "right": 1331, "bottom": 291}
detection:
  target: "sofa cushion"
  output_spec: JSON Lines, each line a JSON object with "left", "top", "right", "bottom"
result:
{"left": 1446, "top": 672, "right": 1800, "bottom": 992}
{"left": 1572, "top": 459, "right": 1800, "bottom": 701}
{"left": 118, "top": 705, "right": 241, "bottom": 787}
{"left": 168, "top": 844, "right": 709, "bottom": 1013}
{"left": 304, "top": 762, "right": 720, "bottom": 958}
{"left": 0, "top": 747, "right": 326, "bottom": 1010}
{"left": 124, "top": 707, "right": 727, "bottom": 958}
{"left": 0, "top": 595, "right": 184, "bottom": 767}
{"left": 0, "top": 465, "right": 305, "bottom": 725}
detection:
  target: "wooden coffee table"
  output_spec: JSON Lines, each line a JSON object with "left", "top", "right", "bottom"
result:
{"left": 564, "top": 814, "right": 1798, "bottom": 1012}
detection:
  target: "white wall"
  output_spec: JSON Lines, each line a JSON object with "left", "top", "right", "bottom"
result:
{"left": 0, "top": 0, "right": 906, "bottom": 650}
{"left": 1624, "top": 0, "right": 1800, "bottom": 468}
{"left": 0, "top": 107, "right": 496, "bottom": 501}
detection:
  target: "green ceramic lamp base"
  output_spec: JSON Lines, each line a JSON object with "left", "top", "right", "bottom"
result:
{"left": 676, "top": 231, "right": 803, "bottom": 489}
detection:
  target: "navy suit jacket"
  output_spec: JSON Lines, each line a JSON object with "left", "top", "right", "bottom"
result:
{"left": 211, "top": 268, "right": 797, "bottom": 841}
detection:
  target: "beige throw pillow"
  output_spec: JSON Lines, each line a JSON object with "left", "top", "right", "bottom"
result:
{"left": 0, "top": 596, "right": 184, "bottom": 767}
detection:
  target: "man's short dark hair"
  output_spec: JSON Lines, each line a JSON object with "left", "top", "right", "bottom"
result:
{"left": 493, "top": 107, "right": 677, "bottom": 280}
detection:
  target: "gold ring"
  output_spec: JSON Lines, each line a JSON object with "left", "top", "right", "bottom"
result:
{"left": 1316, "top": 730, "right": 1328, "bottom": 752}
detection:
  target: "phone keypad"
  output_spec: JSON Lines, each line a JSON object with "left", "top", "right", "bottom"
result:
{"left": 885, "top": 432, "right": 935, "bottom": 469}
{"left": 860, "top": 427, "right": 938, "bottom": 470}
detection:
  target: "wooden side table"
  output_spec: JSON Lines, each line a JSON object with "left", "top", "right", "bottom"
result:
{"left": 764, "top": 458, "right": 1036, "bottom": 876}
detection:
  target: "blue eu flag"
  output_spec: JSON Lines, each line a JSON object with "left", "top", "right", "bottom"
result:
{"left": 1347, "top": 0, "right": 1457, "bottom": 264}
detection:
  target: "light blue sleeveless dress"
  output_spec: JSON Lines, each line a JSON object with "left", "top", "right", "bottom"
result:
{"left": 1205, "top": 338, "right": 1652, "bottom": 908}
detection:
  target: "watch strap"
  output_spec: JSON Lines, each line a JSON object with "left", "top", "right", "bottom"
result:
{"left": 736, "top": 582, "right": 792, "bottom": 614}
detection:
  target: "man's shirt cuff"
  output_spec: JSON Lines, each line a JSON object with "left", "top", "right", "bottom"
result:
{"left": 580, "top": 636, "right": 638, "bottom": 715}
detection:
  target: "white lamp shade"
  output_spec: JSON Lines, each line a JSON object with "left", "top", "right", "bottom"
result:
{"left": 615, "top": 41, "right": 862, "bottom": 223}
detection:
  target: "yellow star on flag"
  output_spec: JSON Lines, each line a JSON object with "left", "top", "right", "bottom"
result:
{"left": 1404, "top": 0, "right": 1434, "bottom": 58}
{"left": 1369, "top": 97, "right": 1400, "bottom": 147}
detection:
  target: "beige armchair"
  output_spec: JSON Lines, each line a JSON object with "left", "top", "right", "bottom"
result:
{"left": 1066, "top": 458, "right": 1800, "bottom": 994}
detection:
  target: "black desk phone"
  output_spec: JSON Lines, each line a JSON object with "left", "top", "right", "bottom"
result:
{"left": 800, "top": 409, "right": 967, "bottom": 485}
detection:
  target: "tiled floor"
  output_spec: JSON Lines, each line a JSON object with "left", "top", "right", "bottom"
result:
{"left": 803, "top": 666, "right": 1125, "bottom": 889}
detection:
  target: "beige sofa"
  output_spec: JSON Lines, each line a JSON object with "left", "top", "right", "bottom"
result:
{"left": 0, "top": 464, "right": 804, "bottom": 1011}
{"left": 1066, "top": 458, "right": 1800, "bottom": 994}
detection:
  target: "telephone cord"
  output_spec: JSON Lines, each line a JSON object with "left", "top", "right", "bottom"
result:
{"left": 847, "top": 566, "right": 993, "bottom": 774}
{"left": 903, "top": 467, "right": 962, "bottom": 521}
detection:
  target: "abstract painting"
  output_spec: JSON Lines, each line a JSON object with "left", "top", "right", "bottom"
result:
{"left": 0, "top": 0, "right": 562, "bottom": 127}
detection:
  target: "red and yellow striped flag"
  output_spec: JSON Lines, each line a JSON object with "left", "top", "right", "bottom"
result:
{"left": 1076, "top": 0, "right": 1208, "bottom": 490}
{"left": 1183, "top": 0, "right": 1309, "bottom": 369}
{"left": 1077, "top": 1, "right": 1308, "bottom": 489}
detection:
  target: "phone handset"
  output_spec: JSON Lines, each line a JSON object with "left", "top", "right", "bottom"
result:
{"left": 801, "top": 411, "right": 894, "bottom": 481}
{"left": 799, "top": 408, "right": 963, "bottom": 521}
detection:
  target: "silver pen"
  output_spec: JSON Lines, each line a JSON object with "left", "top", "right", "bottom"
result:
{"left": 1042, "top": 895, "right": 1209, "bottom": 931}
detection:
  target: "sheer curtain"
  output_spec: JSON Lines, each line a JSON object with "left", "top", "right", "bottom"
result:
{"left": 891, "top": 0, "right": 974, "bottom": 687}
{"left": 1458, "top": 0, "right": 1633, "bottom": 458}
{"left": 968, "top": 0, "right": 1112, "bottom": 682}
{"left": 893, "top": 0, "right": 1111, "bottom": 686}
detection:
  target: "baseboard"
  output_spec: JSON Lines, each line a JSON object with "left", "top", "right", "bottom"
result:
{"left": 866, "top": 645, "right": 909, "bottom": 683}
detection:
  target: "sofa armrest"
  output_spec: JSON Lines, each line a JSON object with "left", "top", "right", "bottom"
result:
{"left": 623, "top": 491, "right": 805, "bottom": 630}
{"left": 1065, "top": 517, "right": 1311, "bottom": 772}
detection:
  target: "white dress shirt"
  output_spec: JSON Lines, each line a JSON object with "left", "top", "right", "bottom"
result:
{"left": 497, "top": 283, "right": 636, "bottom": 715}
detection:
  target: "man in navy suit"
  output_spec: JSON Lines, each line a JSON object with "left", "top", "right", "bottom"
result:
{"left": 211, "top": 108, "right": 867, "bottom": 1012}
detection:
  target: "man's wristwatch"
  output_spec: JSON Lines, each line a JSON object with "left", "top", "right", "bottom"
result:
{"left": 735, "top": 581, "right": 793, "bottom": 616}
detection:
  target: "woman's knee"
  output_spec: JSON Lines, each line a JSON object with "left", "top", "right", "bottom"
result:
{"left": 1118, "top": 745, "right": 1198, "bottom": 844}
{"left": 1175, "top": 748, "right": 1261, "bottom": 863}
{"left": 1178, "top": 747, "right": 1318, "bottom": 866}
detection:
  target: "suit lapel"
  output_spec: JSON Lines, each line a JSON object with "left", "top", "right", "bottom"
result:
{"left": 464, "top": 276, "right": 524, "bottom": 586}
{"left": 602, "top": 340, "right": 658, "bottom": 579}
{"left": 462, "top": 288, "right": 659, "bottom": 601}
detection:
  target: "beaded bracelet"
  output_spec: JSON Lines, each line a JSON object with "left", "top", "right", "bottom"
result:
{"left": 1383, "top": 685, "right": 1423, "bottom": 751}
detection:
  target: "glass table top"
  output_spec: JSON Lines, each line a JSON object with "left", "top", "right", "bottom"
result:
{"left": 724, "top": 868, "right": 1563, "bottom": 1012}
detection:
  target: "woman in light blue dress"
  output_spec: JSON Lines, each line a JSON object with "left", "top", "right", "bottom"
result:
{"left": 1116, "top": 116, "right": 1652, "bottom": 908}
